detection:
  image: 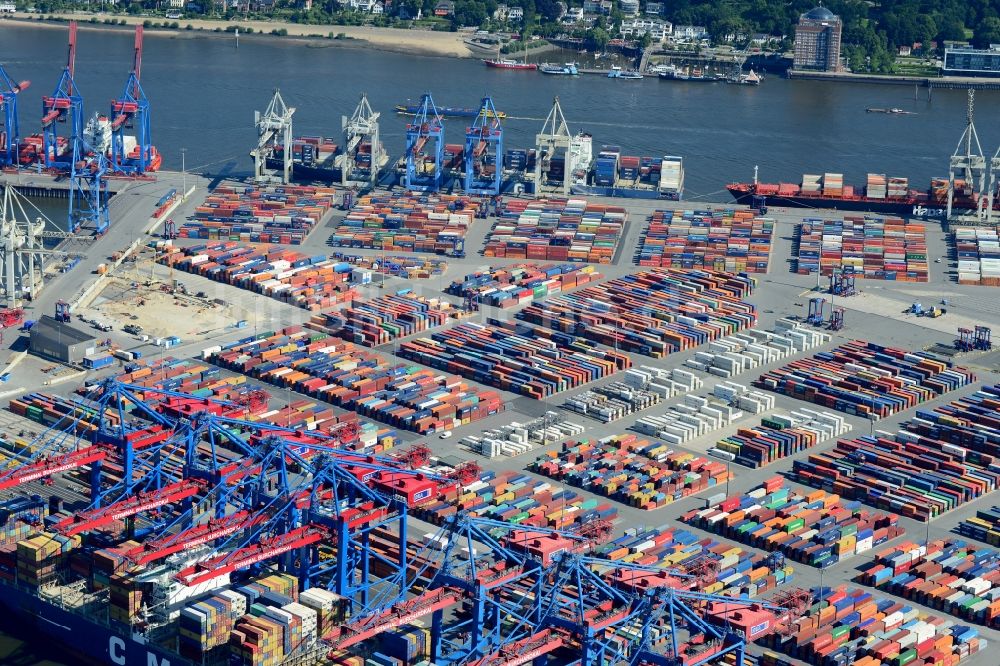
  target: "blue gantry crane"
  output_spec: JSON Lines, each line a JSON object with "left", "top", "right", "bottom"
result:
{"left": 110, "top": 26, "right": 155, "bottom": 175}
{"left": 3, "top": 377, "right": 812, "bottom": 665}
{"left": 41, "top": 21, "right": 82, "bottom": 171}
{"left": 464, "top": 96, "right": 503, "bottom": 196}
{"left": 405, "top": 93, "right": 445, "bottom": 192}
{"left": 0, "top": 65, "right": 29, "bottom": 168}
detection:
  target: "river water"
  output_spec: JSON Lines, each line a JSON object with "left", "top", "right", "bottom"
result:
{"left": 1, "top": 19, "right": 1000, "bottom": 665}
{"left": 5, "top": 23, "right": 1000, "bottom": 198}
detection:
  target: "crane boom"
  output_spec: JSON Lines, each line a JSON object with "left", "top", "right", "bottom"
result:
{"left": 463, "top": 630, "right": 565, "bottom": 666}
{"left": 53, "top": 479, "right": 202, "bottom": 536}
{"left": 324, "top": 588, "right": 463, "bottom": 651}
{"left": 0, "top": 447, "right": 106, "bottom": 491}
{"left": 174, "top": 524, "right": 326, "bottom": 586}
{"left": 124, "top": 510, "right": 265, "bottom": 567}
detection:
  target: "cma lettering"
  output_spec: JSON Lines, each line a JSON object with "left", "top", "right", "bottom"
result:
{"left": 109, "top": 635, "right": 172, "bottom": 666}
{"left": 912, "top": 206, "right": 945, "bottom": 218}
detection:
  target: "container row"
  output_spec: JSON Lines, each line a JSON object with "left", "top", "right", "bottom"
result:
{"left": 681, "top": 479, "right": 904, "bottom": 568}
{"left": 953, "top": 227, "right": 1000, "bottom": 286}
{"left": 304, "top": 292, "right": 468, "bottom": 347}
{"left": 516, "top": 268, "right": 757, "bottom": 359}
{"left": 446, "top": 263, "right": 600, "bottom": 308}
{"left": 209, "top": 327, "right": 503, "bottom": 434}
{"left": 758, "top": 585, "right": 988, "bottom": 666}
{"left": 858, "top": 538, "right": 1000, "bottom": 628}
{"left": 637, "top": 208, "right": 774, "bottom": 274}
{"left": 329, "top": 192, "right": 477, "bottom": 256}
{"left": 796, "top": 217, "right": 929, "bottom": 282}
{"left": 483, "top": 198, "right": 627, "bottom": 264}
{"left": 399, "top": 318, "right": 631, "bottom": 399}
{"left": 530, "top": 433, "right": 733, "bottom": 510}
{"left": 709, "top": 408, "right": 851, "bottom": 468}
{"left": 160, "top": 242, "right": 357, "bottom": 311}
{"left": 755, "top": 340, "right": 975, "bottom": 419}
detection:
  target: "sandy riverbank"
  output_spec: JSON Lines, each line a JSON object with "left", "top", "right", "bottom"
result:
{"left": 3, "top": 14, "right": 483, "bottom": 59}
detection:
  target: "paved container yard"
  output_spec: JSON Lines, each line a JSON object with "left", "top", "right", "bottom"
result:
{"left": 1, "top": 170, "right": 999, "bottom": 665}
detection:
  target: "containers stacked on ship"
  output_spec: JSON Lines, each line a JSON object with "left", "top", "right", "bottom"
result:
{"left": 594, "top": 146, "right": 620, "bottom": 187}
{"left": 268, "top": 136, "right": 341, "bottom": 181}
{"left": 618, "top": 155, "right": 640, "bottom": 185}
{"left": 659, "top": 155, "right": 684, "bottom": 201}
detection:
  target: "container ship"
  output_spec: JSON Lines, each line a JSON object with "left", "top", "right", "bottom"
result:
{"left": 16, "top": 117, "right": 162, "bottom": 172}
{"left": 572, "top": 146, "right": 684, "bottom": 200}
{"left": 265, "top": 135, "right": 342, "bottom": 181}
{"left": 727, "top": 171, "right": 983, "bottom": 217}
{"left": 394, "top": 104, "right": 507, "bottom": 120}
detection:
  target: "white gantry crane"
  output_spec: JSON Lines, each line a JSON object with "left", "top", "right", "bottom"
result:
{"left": 948, "top": 89, "right": 987, "bottom": 223}
{"left": 0, "top": 185, "right": 80, "bottom": 307}
{"left": 340, "top": 93, "right": 387, "bottom": 189}
{"left": 534, "top": 96, "right": 573, "bottom": 195}
{"left": 253, "top": 89, "right": 295, "bottom": 184}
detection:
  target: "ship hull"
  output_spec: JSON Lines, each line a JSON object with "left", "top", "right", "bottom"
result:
{"left": 726, "top": 187, "right": 961, "bottom": 218}
{"left": 0, "top": 581, "right": 193, "bottom": 666}
{"left": 483, "top": 60, "right": 537, "bottom": 70}
{"left": 265, "top": 156, "right": 341, "bottom": 182}
{"left": 572, "top": 184, "right": 680, "bottom": 200}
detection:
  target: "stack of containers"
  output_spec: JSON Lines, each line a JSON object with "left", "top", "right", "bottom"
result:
{"left": 594, "top": 525, "right": 795, "bottom": 597}
{"left": 960, "top": 508, "right": 1000, "bottom": 546}
{"left": 182, "top": 184, "right": 337, "bottom": 244}
{"left": 230, "top": 614, "right": 285, "bottom": 665}
{"left": 98, "top": 355, "right": 398, "bottom": 453}
{"left": 680, "top": 479, "right": 905, "bottom": 568}
{"left": 399, "top": 319, "right": 630, "bottom": 399}
{"left": 298, "top": 588, "right": 347, "bottom": 637}
{"left": 306, "top": 293, "right": 465, "bottom": 346}
{"left": 683, "top": 320, "right": 830, "bottom": 378}
{"left": 954, "top": 227, "right": 1000, "bottom": 285}
{"left": 329, "top": 192, "right": 477, "bottom": 255}
{"left": 517, "top": 268, "right": 757, "bottom": 359}
{"left": 380, "top": 624, "right": 432, "bottom": 664}
{"left": 932, "top": 178, "right": 950, "bottom": 201}
{"left": 618, "top": 155, "right": 641, "bottom": 183}
{"left": 594, "top": 150, "right": 619, "bottom": 186}
{"left": 795, "top": 217, "right": 929, "bottom": 281}
{"left": 563, "top": 383, "right": 662, "bottom": 422}
{"left": 179, "top": 590, "right": 247, "bottom": 659}
{"left": 823, "top": 173, "right": 843, "bottom": 197}
{"left": 709, "top": 409, "right": 850, "bottom": 468}
{"left": 636, "top": 209, "right": 774, "bottom": 273}
{"left": 446, "top": 263, "right": 600, "bottom": 308}
{"left": 16, "top": 532, "right": 80, "bottom": 588}
{"left": 0, "top": 497, "right": 44, "bottom": 547}
{"left": 8, "top": 391, "right": 117, "bottom": 434}
{"left": 758, "top": 586, "right": 988, "bottom": 665}
{"left": 329, "top": 252, "right": 447, "bottom": 279}
{"left": 633, "top": 382, "right": 777, "bottom": 445}
{"left": 461, "top": 412, "right": 585, "bottom": 458}
{"left": 791, "top": 391, "right": 1000, "bottom": 520}
{"left": 416, "top": 470, "right": 619, "bottom": 530}
{"left": 888, "top": 176, "right": 909, "bottom": 198}
{"left": 530, "top": 434, "right": 733, "bottom": 509}
{"left": 801, "top": 174, "right": 821, "bottom": 194}
{"left": 866, "top": 174, "right": 887, "bottom": 199}
{"left": 858, "top": 539, "right": 1000, "bottom": 628}
{"left": 483, "top": 198, "right": 627, "bottom": 264}
{"left": 160, "top": 242, "right": 356, "bottom": 310}
{"left": 211, "top": 329, "right": 504, "bottom": 434}
{"left": 754, "top": 340, "right": 976, "bottom": 419}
